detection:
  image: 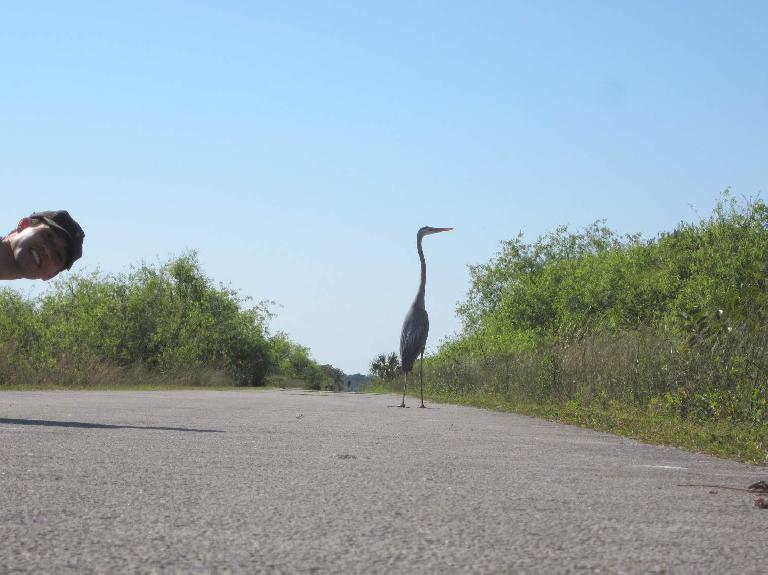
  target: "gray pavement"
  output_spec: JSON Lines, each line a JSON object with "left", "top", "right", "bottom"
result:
{"left": 0, "top": 389, "right": 766, "bottom": 574}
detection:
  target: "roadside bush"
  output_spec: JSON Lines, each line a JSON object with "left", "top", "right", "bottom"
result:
{"left": 0, "top": 253, "right": 274, "bottom": 387}
{"left": 430, "top": 191, "right": 768, "bottom": 425}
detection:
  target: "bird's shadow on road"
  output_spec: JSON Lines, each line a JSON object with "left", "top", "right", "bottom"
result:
{"left": 0, "top": 418, "right": 224, "bottom": 433}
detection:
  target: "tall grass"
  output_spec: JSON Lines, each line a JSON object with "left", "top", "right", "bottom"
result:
{"left": 426, "top": 324, "right": 767, "bottom": 424}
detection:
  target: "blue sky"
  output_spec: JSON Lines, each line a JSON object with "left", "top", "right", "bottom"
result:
{"left": 2, "top": 1, "right": 766, "bottom": 374}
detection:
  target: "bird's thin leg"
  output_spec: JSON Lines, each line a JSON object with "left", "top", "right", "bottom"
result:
{"left": 418, "top": 352, "right": 426, "bottom": 408}
{"left": 400, "top": 372, "right": 407, "bottom": 408}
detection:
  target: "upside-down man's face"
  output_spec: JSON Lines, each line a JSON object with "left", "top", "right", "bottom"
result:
{"left": 8, "top": 218, "right": 69, "bottom": 280}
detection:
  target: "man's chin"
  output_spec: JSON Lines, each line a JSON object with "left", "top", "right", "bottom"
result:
{"left": 18, "top": 258, "right": 46, "bottom": 279}
{"left": 20, "top": 265, "right": 46, "bottom": 281}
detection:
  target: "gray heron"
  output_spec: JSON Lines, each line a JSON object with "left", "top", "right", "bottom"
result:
{"left": 399, "top": 226, "right": 453, "bottom": 408}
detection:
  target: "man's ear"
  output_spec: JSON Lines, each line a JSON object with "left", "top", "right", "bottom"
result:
{"left": 16, "top": 217, "right": 32, "bottom": 232}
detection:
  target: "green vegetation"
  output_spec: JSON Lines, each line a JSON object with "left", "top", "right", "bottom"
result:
{"left": 0, "top": 252, "right": 340, "bottom": 390}
{"left": 369, "top": 352, "right": 400, "bottom": 381}
{"left": 373, "top": 192, "right": 768, "bottom": 464}
{"left": 5, "top": 192, "right": 767, "bottom": 464}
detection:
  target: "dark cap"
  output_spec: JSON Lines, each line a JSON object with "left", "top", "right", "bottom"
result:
{"left": 29, "top": 210, "right": 85, "bottom": 270}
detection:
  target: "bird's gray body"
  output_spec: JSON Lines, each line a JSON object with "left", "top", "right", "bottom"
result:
{"left": 399, "top": 226, "right": 452, "bottom": 407}
{"left": 400, "top": 295, "right": 428, "bottom": 373}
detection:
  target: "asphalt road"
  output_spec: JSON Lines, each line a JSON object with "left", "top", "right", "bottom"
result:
{"left": 0, "top": 390, "right": 766, "bottom": 574}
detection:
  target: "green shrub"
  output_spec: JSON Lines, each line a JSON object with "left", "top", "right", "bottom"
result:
{"left": 430, "top": 191, "right": 768, "bottom": 426}
{"left": 0, "top": 252, "right": 317, "bottom": 388}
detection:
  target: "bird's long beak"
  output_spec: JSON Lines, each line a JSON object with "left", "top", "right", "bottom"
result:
{"left": 422, "top": 226, "right": 454, "bottom": 237}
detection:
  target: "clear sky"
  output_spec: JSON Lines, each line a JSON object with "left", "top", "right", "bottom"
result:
{"left": 3, "top": 1, "right": 766, "bottom": 374}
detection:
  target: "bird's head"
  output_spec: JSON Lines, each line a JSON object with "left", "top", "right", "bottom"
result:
{"left": 417, "top": 226, "right": 453, "bottom": 239}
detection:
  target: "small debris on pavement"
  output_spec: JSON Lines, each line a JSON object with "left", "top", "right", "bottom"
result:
{"left": 748, "top": 480, "right": 768, "bottom": 494}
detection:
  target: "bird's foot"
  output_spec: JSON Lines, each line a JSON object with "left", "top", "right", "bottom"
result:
{"left": 418, "top": 404, "right": 426, "bottom": 409}
{"left": 399, "top": 403, "right": 406, "bottom": 408}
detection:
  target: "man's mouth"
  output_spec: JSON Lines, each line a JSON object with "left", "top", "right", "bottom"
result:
{"left": 30, "top": 248, "right": 41, "bottom": 267}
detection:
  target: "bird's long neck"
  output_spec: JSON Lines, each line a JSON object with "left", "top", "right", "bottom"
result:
{"left": 416, "top": 234, "right": 426, "bottom": 302}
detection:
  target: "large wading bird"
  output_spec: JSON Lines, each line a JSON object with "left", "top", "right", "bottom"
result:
{"left": 399, "top": 226, "right": 453, "bottom": 408}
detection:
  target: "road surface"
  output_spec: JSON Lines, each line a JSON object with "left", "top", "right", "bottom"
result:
{"left": 0, "top": 389, "right": 765, "bottom": 574}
